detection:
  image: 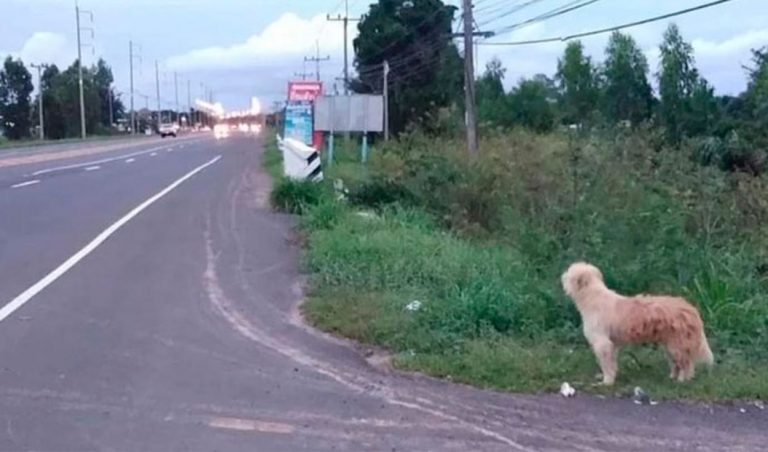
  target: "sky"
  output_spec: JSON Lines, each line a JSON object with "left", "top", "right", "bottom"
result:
{"left": 1, "top": 0, "right": 766, "bottom": 113}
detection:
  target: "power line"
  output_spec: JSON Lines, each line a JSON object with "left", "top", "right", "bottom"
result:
{"left": 356, "top": 32, "right": 447, "bottom": 77}
{"left": 481, "top": 0, "right": 735, "bottom": 46}
{"left": 477, "top": 0, "right": 546, "bottom": 26}
{"left": 488, "top": 0, "right": 601, "bottom": 35}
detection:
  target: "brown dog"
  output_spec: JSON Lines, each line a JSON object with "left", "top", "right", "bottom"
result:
{"left": 561, "top": 262, "right": 714, "bottom": 385}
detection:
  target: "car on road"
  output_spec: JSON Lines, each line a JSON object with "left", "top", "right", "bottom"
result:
{"left": 213, "top": 123, "right": 229, "bottom": 140}
{"left": 158, "top": 122, "right": 179, "bottom": 138}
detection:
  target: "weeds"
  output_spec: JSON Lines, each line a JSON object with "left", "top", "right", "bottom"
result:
{"left": 293, "top": 128, "right": 768, "bottom": 400}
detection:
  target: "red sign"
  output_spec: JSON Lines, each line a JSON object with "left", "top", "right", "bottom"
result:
{"left": 287, "top": 81, "right": 324, "bottom": 149}
{"left": 288, "top": 81, "right": 323, "bottom": 101}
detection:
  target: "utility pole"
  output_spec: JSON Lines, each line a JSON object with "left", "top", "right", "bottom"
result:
{"left": 327, "top": 0, "right": 360, "bottom": 95}
{"left": 174, "top": 71, "right": 179, "bottom": 126}
{"left": 295, "top": 59, "right": 316, "bottom": 80}
{"left": 155, "top": 60, "right": 161, "bottom": 129}
{"left": 200, "top": 82, "right": 206, "bottom": 127}
{"left": 383, "top": 60, "right": 389, "bottom": 141}
{"left": 304, "top": 41, "right": 330, "bottom": 82}
{"left": 108, "top": 86, "right": 114, "bottom": 126}
{"left": 128, "top": 41, "right": 142, "bottom": 134}
{"left": 75, "top": 2, "right": 93, "bottom": 139}
{"left": 30, "top": 63, "right": 49, "bottom": 140}
{"left": 187, "top": 78, "right": 192, "bottom": 128}
{"left": 462, "top": 0, "right": 478, "bottom": 156}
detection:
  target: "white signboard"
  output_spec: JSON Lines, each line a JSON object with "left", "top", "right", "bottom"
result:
{"left": 314, "top": 95, "right": 384, "bottom": 133}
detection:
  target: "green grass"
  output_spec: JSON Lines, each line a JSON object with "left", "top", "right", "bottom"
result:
{"left": 0, "top": 133, "right": 141, "bottom": 152}
{"left": 262, "top": 132, "right": 283, "bottom": 181}
{"left": 287, "top": 129, "right": 768, "bottom": 401}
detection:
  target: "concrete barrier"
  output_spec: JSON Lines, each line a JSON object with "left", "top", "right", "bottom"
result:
{"left": 277, "top": 135, "right": 323, "bottom": 181}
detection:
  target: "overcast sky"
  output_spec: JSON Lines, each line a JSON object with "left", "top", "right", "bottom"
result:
{"left": 2, "top": 0, "right": 766, "bottom": 112}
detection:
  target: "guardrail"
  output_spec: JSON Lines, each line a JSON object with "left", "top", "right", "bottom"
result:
{"left": 276, "top": 135, "right": 323, "bottom": 181}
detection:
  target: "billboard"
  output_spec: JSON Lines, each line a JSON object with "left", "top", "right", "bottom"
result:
{"left": 287, "top": 81, "right": 323, "bottom": 149}
{"left": 287, "top": 81, "right": 323, "bottom": 101}
{"left": 314, "top": 95, "right": 384, "bottom": 133}
{"left": 283, "top": 100, "right": 313, "bottom": 145}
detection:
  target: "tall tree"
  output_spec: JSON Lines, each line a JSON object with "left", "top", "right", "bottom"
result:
{"left": 744, "top": 47, "right": 768, "bottom": 133}
{"left": 352, "top": 0, "right": 462, "bottom": 134}
{"left": 39, "top": 65, "right": 67, "bottom": 139}
{"left": 601, "top": 31, "right": 653, "bottom": 126}
{"left": 556, "top": 40, "right": 598, "bottom": 125}
{"left": 93, "top": 58, "right": 123, "bottom": 128}
{"left": 0, "top": 57, "right": 34, "bottom": 140}
{"left": 508, "top": 77, "right": 555, "bottom": 133}
{"left": 476, "top": 57, "right": 511, "bottom": 127}
{"left": 657, "top": 23, "right": 701, "bottom": 144}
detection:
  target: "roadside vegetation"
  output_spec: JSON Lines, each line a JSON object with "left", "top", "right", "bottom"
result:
{"left": 275, "top": 129, "right": 766, "bottom": 401}
{"left": 265, "top": 7, "right": 768, "bottom": 401}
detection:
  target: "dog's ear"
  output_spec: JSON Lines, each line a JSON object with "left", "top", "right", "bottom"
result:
{"left": 576, "top": 274, "right": 590, "bottom": 291}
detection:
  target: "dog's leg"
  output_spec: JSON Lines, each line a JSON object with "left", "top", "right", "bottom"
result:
{"left": 591, "top": 338, "right": 618, "bottom": 385}
{"left": 666, "top": 350, "right": 679, "bottom": 380}
{"left": 677, "top": 349, "right": 696, "bottom": 381}
{"left": 667, "top": 345, "right": 693, "bottom": 382}
{"left": 680, "top": 362, "right": 696, "bottom": 381}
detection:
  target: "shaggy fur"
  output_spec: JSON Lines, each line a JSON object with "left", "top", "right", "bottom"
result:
{"left": 561, "top": 262, "right": 714, "bottom": 385}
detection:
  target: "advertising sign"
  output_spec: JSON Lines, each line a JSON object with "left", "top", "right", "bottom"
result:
{"left": 287, "top": 81, "right": 323, "bottom": 101}
{"left": 287, "top": 81, "right": 323, "bottom": 149}
{"left": 283, "top": 100, "right": 313, "bottom": 145}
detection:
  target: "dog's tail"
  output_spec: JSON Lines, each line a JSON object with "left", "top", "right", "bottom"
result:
{"left": 697, "top": 330, "right": 715, "bottom": 366}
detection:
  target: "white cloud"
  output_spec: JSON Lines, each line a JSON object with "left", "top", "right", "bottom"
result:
{"left": 166, "top": 12, "right": 351, "bottom": 71}
{"left": 3, "top": 32, "right": 72, "bottom": 68}
{"left": 693, "top": 29, "right": 768, "bottom": 58}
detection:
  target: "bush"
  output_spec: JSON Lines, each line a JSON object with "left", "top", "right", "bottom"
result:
{"left": 270, "top": 178, "right": 323, "bottom": 214}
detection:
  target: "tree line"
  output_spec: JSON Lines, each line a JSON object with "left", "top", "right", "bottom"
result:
{"left": 0, "top": 57, "right": 125, "bottom": 140}
{"left": 474, "top": 24, "right": 767, "bottom": 174}
{"left": 350, "top": 1, "right": 766, "bottom": 174}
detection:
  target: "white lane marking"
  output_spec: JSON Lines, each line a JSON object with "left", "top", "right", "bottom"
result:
{"left": 11, "top": 179, "right": 41, "bottom": 189}
{"left": 166, "top": 149, "right": 173, "bottom": 153}
{"left": 150, "top": 152, "right": 157, "bottom": 157}
{"left": 125, "top": 158, "right": 135, "bottom": 163}
{"left": 84, "top": 166, "right": 101, "bottom": 171}
{"left": 0, "top": 155, "right": 222, "bottom": 323}
{"left": 30, "top": 140, "right": 200, "bottom": 176}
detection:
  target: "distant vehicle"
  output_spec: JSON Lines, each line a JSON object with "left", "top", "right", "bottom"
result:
{"left": 213, "top": 123, "right": 229, "bottom": 140}
{"left": 158, "top": 122, "right": 178, "bottom": 138}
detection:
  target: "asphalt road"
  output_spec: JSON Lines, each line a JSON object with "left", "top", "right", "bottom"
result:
{"left": 0, "top": 134, "right": 764, "bottom": 451}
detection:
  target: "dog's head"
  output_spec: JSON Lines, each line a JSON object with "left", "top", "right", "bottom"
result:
{"left": 561, "top": 262, "right": 604, "bottom": 300}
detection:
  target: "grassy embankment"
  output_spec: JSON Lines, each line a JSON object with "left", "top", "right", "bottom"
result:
{"left": 266, "top": 129, "right": 768, "bottom": 400}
